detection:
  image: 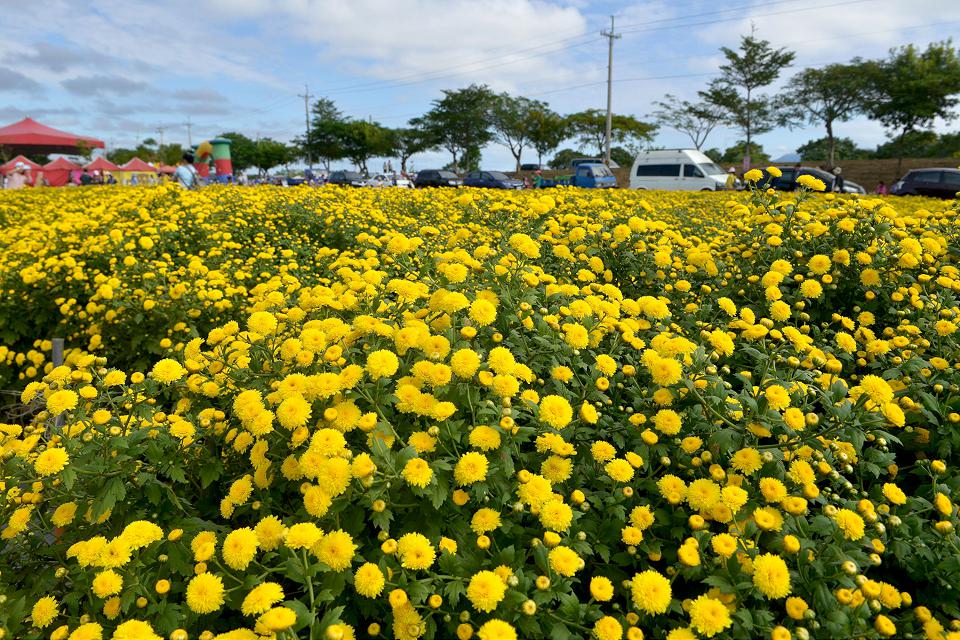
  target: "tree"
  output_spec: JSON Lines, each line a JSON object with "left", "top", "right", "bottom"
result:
{"left": 863, "top": 40, "right": 960, "bottom": 174}
{"left": 609, "top": 146, "right": 634, "bottom": 168}
{"left": 785, "top": 62, "right": 869, "bottom": 167}
{"left": 158, "top": 143, "right": 184, "bottom": 166}
{"left": 565, "top": 109, "right": 656, "bottom": 157}
{"left": 700, "top": 29, "right": 795, "bottom": 168}
{"left": 548, "top": 148, "right": 581, "bottom": 170}
{"left": 720, "top": 140, "right": 769, "bottom": 164}
{"left": 304, "top": 98, "right": 348, "bottom": 171}
{"left": 703, "top": 148, "right": 722, "bottom": 162}
{"left": 339, "top": 120, "right": 394, "bottom": 174}
{"left": 873, "top": 130, "right": 960, "bottom": 159}
{"left": 651, "top": 95, "right": 725, "bottom": 150}
{"left": 528, "top": 106, "right": 566, "bottom": 166}
{"left": 219, "top": 132, "right": 257, "bottom": 172}
{"left": 255, "top": 139, "right": 293, "bottom": 174}
{"left": 392, "top": 127, "right": 432, "bottom": 173}
{"left": 490, "top": 94, "right": 547, "bottom": 171}
{"left": 414, "top": 84, "right": 496, "bottom": 172}
{"left": 796, "top": 137, "right": 872, "bottom": 161}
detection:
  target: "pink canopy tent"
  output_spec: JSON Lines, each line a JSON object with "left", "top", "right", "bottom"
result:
{"left": 0, "top": 117, "right": 104, "bottom": 155}
{"left": 42, "top": 157, "right": 82, "bottom": 187}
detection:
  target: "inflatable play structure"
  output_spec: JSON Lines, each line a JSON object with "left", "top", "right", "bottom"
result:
{"left": 192, "top": 137, "right": 233, "bottom": 182}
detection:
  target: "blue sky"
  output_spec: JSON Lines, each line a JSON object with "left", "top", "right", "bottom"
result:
{"left": 2, "top": 0, "right": 959, "bottom": 171}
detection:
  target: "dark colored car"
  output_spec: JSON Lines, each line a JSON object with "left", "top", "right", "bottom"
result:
{"left": 519, "top": 163, "right": 541, "bottom": 171}
{"left": 414, "top": 170, "right": 462, "bottom": 188}
{"left": 328, "top": 170, "right": 366, "bottom": 187}
{"left": 759, "top": 166, "right": 836, "bottom": 192}
{"left": 891, "top": 168, "right": 960, "bottom": 199}
{"left": 463, "top": 171, "right": 524, "bottom": 190}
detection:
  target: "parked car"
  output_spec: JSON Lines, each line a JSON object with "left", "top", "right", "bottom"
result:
{"left": 630, "top": 149, "right": 729, "bottom": 191}
{"left": 843, "top": 180, "right": 866, "bottom": 195}
{"left": 891, "top": 168, "right": 960, "bottom": 198}
{"left": 537, "top": 163, "right": 617, "bottom": 189}
{"left": 520, "top": 163, "right": 542, "bottom": 171}
{"left": 364, "top": 174, "right": 413, "bottom": 188}
{"left": 753, "top": 166, "right": 830, "bottom": 192}
{"left": 414, "top": 170, "right": 462, "bottom": 188}
{"left": 571, "top": 157, "right": 620, "bottom": 169}
{"left": 328, "top": 170, "right": 366, "bottom": 187}
{"left": 463, "top": 171, "right": 524, "bottom": 190}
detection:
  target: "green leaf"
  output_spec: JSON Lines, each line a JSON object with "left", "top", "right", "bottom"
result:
{"left": 283, "top": 599, "right": 314, "bottom": 632}
{"left": 549, "top": 623, "right": 571, "bottom": 640}
{"left": 317, "top": 605, "right": 346, "bottom": 632}
{"left": 92, "top": 477, "right": 126, "bottom": 518}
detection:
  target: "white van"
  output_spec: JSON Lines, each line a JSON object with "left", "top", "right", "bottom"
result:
{"left": 629, "top": 149, "right": 729, "bottom": 191}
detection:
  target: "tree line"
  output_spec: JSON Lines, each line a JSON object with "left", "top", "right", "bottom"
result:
{"left": 103, "top": 35, "right": 960, "bottom": 175}
{"left": 300, "top": 89, "right": 654, "bottom": 173}
{"left": 296, "top": 34, "right": 959, "bottom": 175}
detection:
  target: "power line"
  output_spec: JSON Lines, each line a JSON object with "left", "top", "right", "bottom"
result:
{"left": 310, "top": 0, "right": 871, "bottom": 100}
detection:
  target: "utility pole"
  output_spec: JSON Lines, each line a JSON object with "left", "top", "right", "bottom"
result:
{"left": 298, "top": 84, "right": 313, "bottom": 171}
{"left": 156, "top": 126, "right": 165, "bottom": 159}
{"left": 184, "top": 116, "right": 193, "bottom": 147}
{"left": 601, "top": 15, "right": 620, "bottom": 166}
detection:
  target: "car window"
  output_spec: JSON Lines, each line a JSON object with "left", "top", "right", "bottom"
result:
{"left": 912, "top": 171, "right": 942, "bottom": 184}
{"left": 467, "top": 172, "right": 480, "bottom": 179}
{"left": 438, "top": 171, "right": 458, "bottom": 179}
{"left": 700, "top": 162, "right": 724, "bottom": 175}
{"left": 577, "top": 168, "right": 589, "bottom": 177}
{"left": 942, "top": 172, "right": 960, "bottom": 187}
{"left": 488, "top": 172, "right": 510, "bottom": 180}
{"left": 779, "top": 169, "right": 796, "bottom": 180}
{"left": 635, "top": 164, "right": 681, "bottom": 177}
{"left": 683, "top": 165, "right": 704, "bottom": 178}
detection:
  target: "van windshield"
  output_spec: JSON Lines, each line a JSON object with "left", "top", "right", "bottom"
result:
{"left": 592, "top": 166, "right": 613, "bottom": 177}
{"left": 700, "top": 162, "right": 724, "bottom": 176}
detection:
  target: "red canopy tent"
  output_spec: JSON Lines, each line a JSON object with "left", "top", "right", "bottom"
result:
{"left": 120, "top": 158, "right": 156, "bottom": 172}
{"left": 0, "top": 155, "right": 42, "bottom": 175}
{"left": 0, "top": 117, "right": 104, "bottom": 155}
{"left": 43, "top": 157, "right": 82, "bottom": 187}
{"left": 85, "top": 157, "right": 120, "bottom": 173}
{"left": 156, "top": 164, "right": 176, "bottom": 175}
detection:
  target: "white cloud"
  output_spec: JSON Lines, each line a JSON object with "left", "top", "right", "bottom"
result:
{"left": 206, "top": 0, "right": 589, "bottom": 88}
{"left": 696, "top": 0, "right": 960, "bottom": 63}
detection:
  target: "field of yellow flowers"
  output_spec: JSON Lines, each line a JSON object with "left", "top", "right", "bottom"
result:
{"left": 1, "top": 180, "right": 960, "bottom": 640}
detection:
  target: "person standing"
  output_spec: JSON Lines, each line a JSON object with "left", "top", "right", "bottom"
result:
{"left": 725, "top": 167, "right": 738, "bottom": 190}
{"left": 832, "top": 167, "right": 845, "bottom": 193}
{"left": 4, "top": 163, "right": 29, "bottom": 189}
{"left": 875, "top": 180, "right": 888, "bottom": 195}
{"left": 175, "top": 152, "right": 200, "bottom": 189}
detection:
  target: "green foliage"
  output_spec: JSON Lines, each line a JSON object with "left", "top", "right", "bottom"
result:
{"left": 863, "top": 40, "right": 960, "bottom": 168}
{"left": 412, "top": 84, "right": 496, "bottom": 172}
{"left": 527, "top": 106, "right": 566, "bottom": 166}
{"left": 490, "top": 94, "right": 551, "bottom": 171}
{"left": 547, "top": 147, "right": 580, "bottom": 170}
{"left": 796, "top": 137, "right": 873, "bottom": 162}
{"left": 720, "top": 140, "right": 770, "bottom": 164}
{"left": 785, "top": 62, "right": 870, "bottom": 166}
{"left": 564, "top": 109, "right": 656, "bottom": 157}
{"left": 651, "top": 95, "right": 725, "bottom": 150}
{"left": 874, "top": 130, "right": 960, "bottom": 159}
{"left": 701, "top": 29, "right": 796, "bottom": 163}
